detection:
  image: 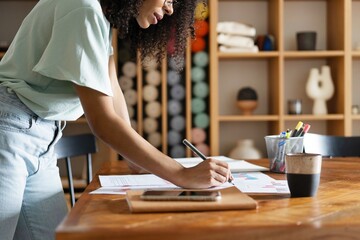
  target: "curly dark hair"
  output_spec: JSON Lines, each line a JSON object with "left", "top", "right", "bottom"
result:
{"left": 100, "top": 0, "right": 199, "bottom": 70}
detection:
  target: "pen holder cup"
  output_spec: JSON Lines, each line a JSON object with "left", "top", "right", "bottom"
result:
{"left": 264, "top": 135, "right": 304, "bottom": 173}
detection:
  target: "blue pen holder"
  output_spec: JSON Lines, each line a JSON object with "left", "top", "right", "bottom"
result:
{"left": 264, "top": 135, "right": 304, "bottom": 173}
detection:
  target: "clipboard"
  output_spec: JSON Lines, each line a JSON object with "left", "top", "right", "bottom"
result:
{"left": 126, "top": 187, "right": 257, "bottom": 213}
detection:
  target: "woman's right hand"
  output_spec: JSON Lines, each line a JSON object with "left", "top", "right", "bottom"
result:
{"left": 176, "top": 157, "right": 231, "bottom": 189}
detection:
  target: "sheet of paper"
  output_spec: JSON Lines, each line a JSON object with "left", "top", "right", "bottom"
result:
{"left": 99, "top": 174, "right": 176, "bottom": 187}
{"left": 91, "top": 177, "right": 233, "bottom": 195}
{"left": 232, "top": 172, "right": 290, "bottom": 194}
{"left": 174, "top": 156, "right": 269, "bottom": 172}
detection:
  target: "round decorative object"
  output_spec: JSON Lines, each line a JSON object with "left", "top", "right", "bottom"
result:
{"left": 119, "top": 76, "right": 133, "bottom": 91}
{"left": 193, "top": 51, "right": 209, "bottom": 68}
{"left": 195, "top": 143, "right": 210, "bottom": 157}
{"left": 145, "top": 70, "right": 161, "bottom": 86}
{"left": 193, "top": 82, "right": 209, "bottom": 99}
{"left": 194, "top": 2, "right": 209, "bottom": 20}
{"left": 229, "top": 139, "right": 262, "bottom": 160}
{"left": 168, "top": 57, "right": 185, "bottom": 70}
{"left": 236, "top": 87, "right": 258, "bottom": 115}
{"left": 194, "top": 113, "right": 210, "bottom": 129}
{"left": 237, "top": 100, "right": 258, "bottom": 115}
{"left": 168, "top": 130, "right": 182, "bottom": 146}
{"left": 170, "top": 84, "right": 186, "bottom": 100}
{"left": 123, "top": 89, "right": 137, "bottom": 106}
{"left": 170, "top": 145, "right": 186, "bottom": 158}
{"left": 142, "top": 56, "right": 158, "bottom": 70}
{"left": 147, "top": 132, "right": 162, "bottom": 148}
{"left": 191, "top": 128, "right": 207, "bottom": 144}
{"left": 122, "top": 61, "right": 137, "bottom": 78}
{"left": 191, "top": 98, "right": 206, "bottom": 114}
{"left": 237, "top": 87, "right": 258, "bottom": 101}
{"left": 143, "top": 85, "right": 159, "bottom": 102}
{"left": 170, "top": 115, "right": 186, "bottom": 132}
{"left": 194, "top": 20, "right": 209, "bottom": 37}
{"left": 145, "top": 101, "right": 162, "bottom": 118}
{"left": 191, "top": 37, "right": 206, "bottom": 53}
{"left": 191, "top": 67, "right": 206, "bottom": 82}
{"left": 167, "top": 70, "right": 181, "bottom": 86}
{"left": 167, "top": 100, "right": 183, "bottom": 116}
{"left": 143, "top": 117, "right": 158, "bottom": 134}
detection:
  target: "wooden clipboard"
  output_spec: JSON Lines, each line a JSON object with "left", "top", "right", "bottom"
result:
{"left": 126, "top": 187, "right": 257, "bottom": 213}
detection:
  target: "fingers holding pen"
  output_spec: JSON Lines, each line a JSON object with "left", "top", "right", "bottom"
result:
{"left": 207, "top": 158, "right": 232, "bottom": 184}
{"left": 199, "top": 158, "right": 231, "bottom": 185}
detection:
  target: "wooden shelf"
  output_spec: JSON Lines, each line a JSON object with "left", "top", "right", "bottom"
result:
{"left": 284, "top": 51, "right": 344, "bottom": 58}
{"left": 0, "top": 52, "right": 5, "bottom": 58}
{"left": 219, "top": 115, "right": 279, "bottom": 122}
{"left": 209, "top": 0, "right": 357, "bottom": 155}
{"left": 218, "top": 52, "right": 279, "bottom": 59}
{"left": 352, "top": 115, "right": 360, "bottom": 120}
{"left": 352, "top": 51, "right": 360, "bottom": 58}
{"left": 284, "top": 114, "right": 344, "bottom": 121}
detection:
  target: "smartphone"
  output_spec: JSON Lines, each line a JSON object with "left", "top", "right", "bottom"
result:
{"left": 140, "top": 190, "right": 221, "bottom": 201}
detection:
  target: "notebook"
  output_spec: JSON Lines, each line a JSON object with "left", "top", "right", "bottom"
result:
{"left": 126, "top": 187, "right": 257, "bottom": 213}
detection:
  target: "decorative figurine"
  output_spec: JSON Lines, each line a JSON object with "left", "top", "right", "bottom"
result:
{"left": 306, "top": 65, "right": 334, "bottom": 115}
{"left": 236, "top": 87, "right": 258, "bottom": 115}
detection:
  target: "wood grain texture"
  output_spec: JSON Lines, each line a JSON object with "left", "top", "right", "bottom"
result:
{"left": 56, "top": 158, "right": 360, "bottom": 240}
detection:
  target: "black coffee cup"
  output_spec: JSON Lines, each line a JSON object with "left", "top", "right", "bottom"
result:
{"left": 285, "top": 153, "right": 322, "bottom": 197}
{"left": 296, "top": 31, "right": 317, "bottom": 51}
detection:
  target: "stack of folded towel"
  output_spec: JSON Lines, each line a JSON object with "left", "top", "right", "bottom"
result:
{"left": 217, "top": 21, "right": 258, "bottom": 53}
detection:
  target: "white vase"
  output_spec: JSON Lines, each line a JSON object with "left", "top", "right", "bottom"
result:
{"left": 229, "top": 139, "right": 262, "bottom": 160}
{"left": 306, "top": 65, "right": 335, "bottom": 115}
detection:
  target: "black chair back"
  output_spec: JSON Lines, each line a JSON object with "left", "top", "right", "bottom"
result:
{"left": 55, "top": 134, "right": 97, "bottom": 207}
{"left": 303, "top": 133, "right": 360, "bottom": 157}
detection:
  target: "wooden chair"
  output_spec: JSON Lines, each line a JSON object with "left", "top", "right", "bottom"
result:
{"left": 55, "top": 133, "right": 97, "bottom": 207}
{"left": 303, "top": 133, "right": 360, "bottom": 158}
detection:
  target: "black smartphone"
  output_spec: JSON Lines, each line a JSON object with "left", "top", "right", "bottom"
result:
{"left": 140, "top": 190, "right": 221, "bottom": 201}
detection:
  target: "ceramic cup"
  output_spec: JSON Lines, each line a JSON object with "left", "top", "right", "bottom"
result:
{"left": 285, "top": 153, "right": 322, "bottom": 197}
{"left": 296, "top": 31, "right": 317, "bottom": 51}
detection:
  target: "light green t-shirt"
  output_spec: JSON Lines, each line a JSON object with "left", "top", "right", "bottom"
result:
{"left": 0, "top": 0, "right": 113, "bottom": 120}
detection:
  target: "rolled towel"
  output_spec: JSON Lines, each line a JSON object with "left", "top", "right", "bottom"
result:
{"left": 217, "top": 21, "right": 256, "bottom": 37}
{"left": 217, "top": 33, "right": 254, "bottom": 48}
{"left": 219, "top": 45, "right": 259, "bottom": 53}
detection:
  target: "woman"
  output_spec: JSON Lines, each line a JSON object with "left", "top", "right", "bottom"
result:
{"left": 0, "top": 0, "right": 231, "bottom": 239}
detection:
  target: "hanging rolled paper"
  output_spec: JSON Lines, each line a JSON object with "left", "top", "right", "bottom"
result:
{"left": 145, "top": 69, "right": 161, "bottom": 86}
{"left": 122, "top": 61, "right": 137, "bottom": 78}
{"left": 193, "top": 82, "right": 209, "bottom": 99}
{"left": 191, "top": 98, "right": 206, "bottom": 114}
{"left": 191, "top": 66, "right": 206, "bottom": 82}
{"left": 167, "top": 130, "right": 182, "bottom": 147}
{"left": 119, "top": 76, "right": 133, "bottom": 91}
{"left": 143, "top": 117, "right": 159, "bottom": 134}
{"left": 168, "top": 99, "right": 183, "bottom": 116}
{"left": 145, "top": 101, "right": 161, "bottom": 118}
{"left": 143, "top": 84, "right": 159, "bottom": 102}
{"left": 170, "top": 115, "right": 186, "bottom": 132}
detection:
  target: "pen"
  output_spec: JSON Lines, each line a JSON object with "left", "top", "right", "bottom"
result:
{"left": 290, "top": 121, "right": 303, "bottom": 137}
{"left": 300, "top": 124, "right": 311, "bottom": 137}
{"left": 182, "top": 139, "right": 234, "bottom": 185}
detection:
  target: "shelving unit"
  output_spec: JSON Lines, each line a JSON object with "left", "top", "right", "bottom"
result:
{"left": 1, "top": 0, "right": 360, "bottom": 158}
{"left": 209, "top": 0, "right": 358, "bottom": 156}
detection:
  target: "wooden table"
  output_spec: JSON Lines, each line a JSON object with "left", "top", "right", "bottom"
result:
{"left": 56, "top": 158, "right": 360, "bottom": 240}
